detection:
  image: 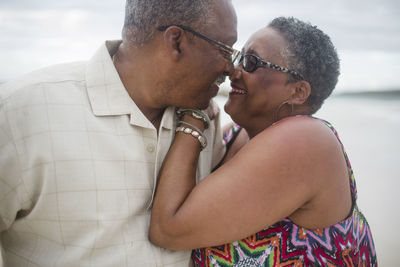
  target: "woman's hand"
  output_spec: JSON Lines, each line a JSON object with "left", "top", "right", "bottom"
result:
{"left": 203, "top": 99, "right": 220, "bottom": 121}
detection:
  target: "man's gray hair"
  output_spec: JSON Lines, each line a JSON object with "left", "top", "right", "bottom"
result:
{"left": 269, "top": 17, "right": 340, "bottom": 114}
{"left": 123, "top": 0, "right": 212, "bottom": 45}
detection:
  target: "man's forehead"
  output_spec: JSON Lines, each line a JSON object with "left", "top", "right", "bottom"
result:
{"left": 212, "top": 0, "right": 237, "bottom": 25}
{"left": 209, "top": 0, "right": 238, "bottom": 44}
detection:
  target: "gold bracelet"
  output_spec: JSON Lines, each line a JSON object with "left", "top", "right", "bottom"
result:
{"left": 175, "top": 126, "right": 207, "bottom": 150}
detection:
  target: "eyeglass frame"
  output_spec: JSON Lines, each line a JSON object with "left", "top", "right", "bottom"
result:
{"left": 234, "top": 50, "right": 304, "bottom": 80}
{"left": 157, "top": 25, "right": 240, "bottom": 63}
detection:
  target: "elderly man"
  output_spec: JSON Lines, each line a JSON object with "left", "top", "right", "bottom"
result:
{"left": 0, "top": 0, "right": 237, "bottom": 266}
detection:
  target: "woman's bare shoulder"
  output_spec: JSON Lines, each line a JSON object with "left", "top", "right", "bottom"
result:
{"left": 254, "top": 116, "right": 336, "bottom": 150}
{"left": 236, "top": 115, "right": 343, "bottom": 186}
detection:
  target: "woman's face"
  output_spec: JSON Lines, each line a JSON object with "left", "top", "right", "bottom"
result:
{"left": 224, "top": 26, "right": 295, "bottom": 129}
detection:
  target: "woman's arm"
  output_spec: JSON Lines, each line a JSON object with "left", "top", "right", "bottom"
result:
{"left": 149, "top": 116, "right": 349, "bottom": 250}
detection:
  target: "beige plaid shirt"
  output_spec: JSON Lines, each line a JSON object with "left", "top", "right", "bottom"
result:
{"left": 0, "top": 41, "right": 225, "bottom": 267}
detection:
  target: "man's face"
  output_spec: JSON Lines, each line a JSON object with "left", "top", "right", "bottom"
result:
{"left": 164, "top": 0, "right": 238, "bottom": 110}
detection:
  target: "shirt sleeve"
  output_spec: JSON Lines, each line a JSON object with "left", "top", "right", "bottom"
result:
{"left": 0, "top": 98, "right": 25, "bottom": 233}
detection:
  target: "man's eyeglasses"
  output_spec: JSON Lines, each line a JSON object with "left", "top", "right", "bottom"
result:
{"left": 157, "top": 25, "right": 240, "bottom": 63}
{"left": 234, "top": 51, "right": 304, "bottom": 80}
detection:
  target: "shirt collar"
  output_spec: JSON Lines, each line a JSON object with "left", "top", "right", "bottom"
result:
{"left": 85, "top": 40, "right": 173, "bottom": 130}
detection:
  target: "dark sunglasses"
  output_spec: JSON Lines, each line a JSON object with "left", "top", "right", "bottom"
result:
{"left": 234, "top": 51, "right": 304, "bottom": 80}
{"left": 157, "top": 25, "right": 240, "bottom": 63}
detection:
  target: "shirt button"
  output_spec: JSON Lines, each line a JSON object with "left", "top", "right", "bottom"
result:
{"left": 147, "top": 144, "right": 155, "bottom": 153}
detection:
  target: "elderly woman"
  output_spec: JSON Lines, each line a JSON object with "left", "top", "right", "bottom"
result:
{"left": 149, "top": 17, "right": 377, "bottom": 266}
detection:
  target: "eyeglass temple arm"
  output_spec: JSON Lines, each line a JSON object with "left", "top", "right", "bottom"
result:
{"left": 157, "top": 25, "right": 235, "bottom": 54}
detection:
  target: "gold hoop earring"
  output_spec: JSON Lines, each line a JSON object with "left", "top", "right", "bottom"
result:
{"left": 274, "top": 100, "right": 294, "bottom": 122}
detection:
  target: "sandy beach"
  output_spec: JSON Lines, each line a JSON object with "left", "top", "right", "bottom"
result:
{"left": 216, "top": 92, "right": 400, "bottom": 266}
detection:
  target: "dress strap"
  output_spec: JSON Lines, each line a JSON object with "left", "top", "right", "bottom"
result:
{"left": 224, "top": 123, "right": 242, "bottom": 151}
{"left": 213, "top": 123, "right": 242, "bottom": 171}
{"left": 313, "top": 117, "right": 358, "bottom": 205}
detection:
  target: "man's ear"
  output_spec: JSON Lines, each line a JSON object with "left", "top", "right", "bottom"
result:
{"left": 288, "top": 80, "right": 311, "bottom": 105}
{"left": 162, "top": 26, "right": 185, "bottom": 62}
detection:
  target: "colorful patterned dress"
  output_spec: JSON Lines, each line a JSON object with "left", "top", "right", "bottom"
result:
{"left": 192, "top": 118, "right": 377, "bottom": 266}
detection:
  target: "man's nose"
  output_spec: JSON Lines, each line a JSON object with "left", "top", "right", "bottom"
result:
{"left": 223, "top": 60, "right": 236, "bottom": 78}
{"left": 228, "top": 65, "right": 242, "bottom": 81}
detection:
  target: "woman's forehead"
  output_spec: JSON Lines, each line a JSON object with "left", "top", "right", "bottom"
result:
{"left": 244, "top": 27, "right": 288, "bottom": 62}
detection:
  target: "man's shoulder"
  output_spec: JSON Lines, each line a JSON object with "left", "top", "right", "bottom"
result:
{"left": 0, "top": 61, "right": 88, "bottom": 110}
{"left": 0, "top": 61, "right": 87, "bottom": 101}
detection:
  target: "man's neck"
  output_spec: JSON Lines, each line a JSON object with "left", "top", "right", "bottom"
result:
{"left": 113, "top": 41, "right": 165, "bottom": 127}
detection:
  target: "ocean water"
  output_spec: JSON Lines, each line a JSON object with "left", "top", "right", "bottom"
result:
{"left": 215, "top": 93, "right": 400, "bottom": 266}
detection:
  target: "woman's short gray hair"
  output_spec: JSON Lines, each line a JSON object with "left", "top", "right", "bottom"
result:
{"left": 123, "top": 0, "right": 212, "bottom": 45}
{"left": 269, "top": 17, "right": 340, "bottom": 114}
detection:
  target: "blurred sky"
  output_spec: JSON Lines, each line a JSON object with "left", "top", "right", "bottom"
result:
{"left": 1, "top": 0, "right": 400, "bottom": 92}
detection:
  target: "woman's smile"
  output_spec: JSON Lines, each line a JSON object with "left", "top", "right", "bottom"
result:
{"left": 229, "top": 83, "right": 247, "bottom": 95}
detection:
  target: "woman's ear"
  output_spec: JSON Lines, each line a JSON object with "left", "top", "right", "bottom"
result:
{"left": 288, "top": 80, "right": 311, "bottom": 105}
{"left": 162, "top": 26, "right": 185, "bottom": 61}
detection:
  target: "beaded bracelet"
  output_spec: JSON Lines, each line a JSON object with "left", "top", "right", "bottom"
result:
{"left": 175, "top": 126, "right": 207, "bottom": 150}
{"left": 178, "top": 120, "right": 204, "bottom": 136}
{"left": 176, "top": 109, "right": 210, "bottom": 129}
